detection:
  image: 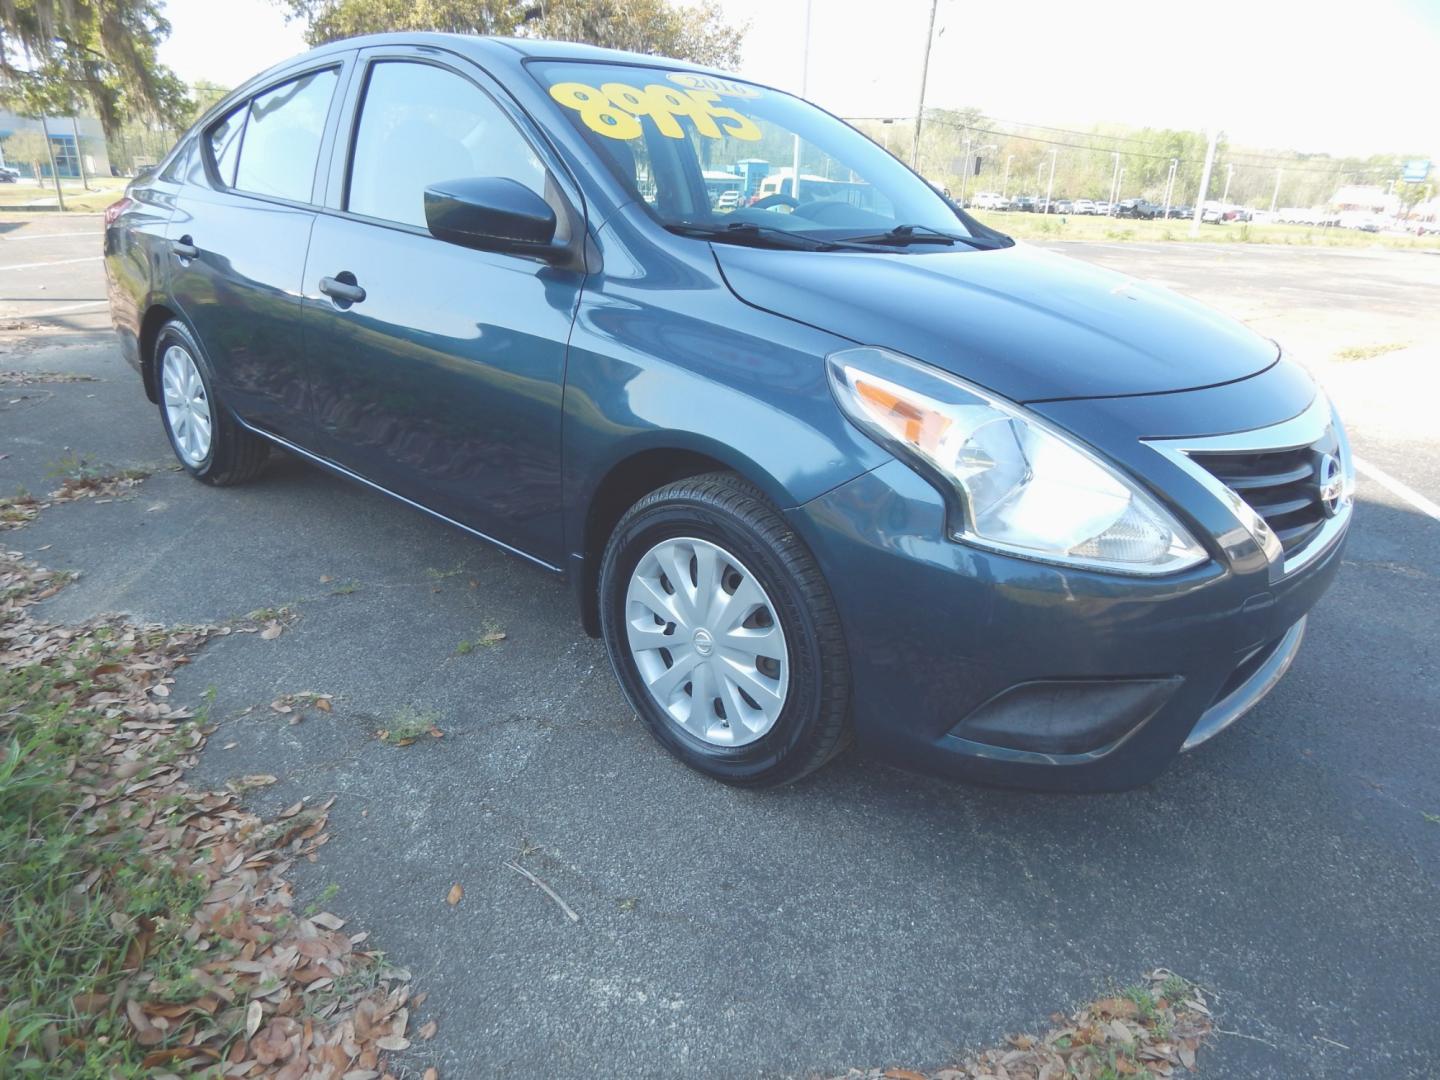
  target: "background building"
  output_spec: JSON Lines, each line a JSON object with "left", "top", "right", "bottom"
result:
{"left": 0, "top": 111, "right": 112, "bottom": 179}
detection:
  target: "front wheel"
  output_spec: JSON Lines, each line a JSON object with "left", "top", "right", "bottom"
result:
{"left": 599, "top": 472, "right": 851, "bottom": 787}
{"left": 154, "top": 320, "right": 268, "bottom": 485}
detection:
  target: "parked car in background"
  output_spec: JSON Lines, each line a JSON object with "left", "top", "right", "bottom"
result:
{"left": 1094, "top": 201, "right": 1112, "bottom": 216}
{"left": 0, "top": 165, "right": 20, "bottom": 182}
{"left": 1117, "top": 199, "right": 1160, "bottom": 219}
{"left": 1011, "top": 195, "right": 1036, "bottom": 213}
{"left": 1053, "top": 198, "right": 1075, "bottom": 214}
{"left": 1072, "top": 198, "right": 1097, "bottom": 215}
{"left": 105, "top": 33, "right": 1353, "bottom": 793}
{"left": 969, "top": 191, "right": 1010, "bottom": 211}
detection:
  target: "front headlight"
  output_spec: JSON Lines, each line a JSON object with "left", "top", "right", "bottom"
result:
{"left": 827, "top": 346, "right": 1207, "bottom": 575}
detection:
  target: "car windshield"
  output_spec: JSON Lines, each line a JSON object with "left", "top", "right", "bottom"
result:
{"left": 531, "top": 61, "right": 975, "bottom": 245}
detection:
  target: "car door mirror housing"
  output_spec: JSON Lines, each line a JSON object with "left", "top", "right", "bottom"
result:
{"left": 424, "top": 177, "right": 561, "bottom": 258}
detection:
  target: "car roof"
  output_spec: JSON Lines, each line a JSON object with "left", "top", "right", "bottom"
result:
{"left": 298, "top": 31, "right": 737, "bottom": 79}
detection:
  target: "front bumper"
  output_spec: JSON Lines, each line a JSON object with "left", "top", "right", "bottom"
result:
{"left": 786, "top": 451, "right": 1348, "bottom": 793}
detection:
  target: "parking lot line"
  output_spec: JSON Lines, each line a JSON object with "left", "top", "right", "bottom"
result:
{"left": 0, "top": 255, "right": 102, "bottom": 272}
{"left": 0, "top": 232, "right": 101, "bottom": 241}
{"left": 8, "top": 300, "right": 108, "bottom": 319}
{"left": 1354, "top": 455, "right": 1440, "bottom": 522}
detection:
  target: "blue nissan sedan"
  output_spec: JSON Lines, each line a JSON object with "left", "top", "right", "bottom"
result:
{"left": 104, "top": 34, "right": 1353, "bottom": 791}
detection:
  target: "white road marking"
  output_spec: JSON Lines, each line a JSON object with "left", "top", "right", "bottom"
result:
{"left": 0, "top": 255, "right": 102, "bottom": 272}
{"left": 0, "top": 232, "right": 101, "bottom": 241}
{"left": 1354, "top": 456, "right": 1440, "bottom": 523}
{"left": 3, "top": 300, "right": 107, "bottom": 318}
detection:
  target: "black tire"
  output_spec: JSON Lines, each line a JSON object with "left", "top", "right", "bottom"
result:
{"left": 154, "top": 319, "right": 268, "bottom": 486}
{"left": 599, "top": 471, "right": 851, "bottom": 787}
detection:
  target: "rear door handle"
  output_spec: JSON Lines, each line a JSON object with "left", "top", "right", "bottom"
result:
{"left": 319, "top": 273, "right": 366, "bottom": 306}
{"left": 171, "top": 235, "right": 198, "bottom": 260}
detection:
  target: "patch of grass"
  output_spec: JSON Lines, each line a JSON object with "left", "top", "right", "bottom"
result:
{"left": 375, "top": 706, "right": 443, "bottom": 747}
{"left": 304, "top": 882, "right": 341, "bottom": 917}
{"left": 970, "top": 209, "right": 1440, "bottom": 250}
{"left": 0, "top": 612, "right": 207, "bottom": 1073}
{"left": 1424, "top": 812, "right": 1440, "bottom": 825}
{"left": 328, "top": 579, "right": 361, "bottom": 596}
{"left": 45, "top": 453, "right": 114, "bottom": 484}
{"left": 1335, "top": 341, "right": 1408, "bottom": 361}
{"left": 455, "top": 620, "right": 507, "bottom": 655}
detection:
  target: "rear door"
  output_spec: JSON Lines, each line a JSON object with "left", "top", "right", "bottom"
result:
{"left": 299, "top": 48, "right": 585, "bottom": 566}
{"left": 166, "top": 57, "right": 351, "bottom": 440}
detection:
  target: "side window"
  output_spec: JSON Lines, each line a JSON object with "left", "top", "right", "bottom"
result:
{"left": 347, "top": 61, "right": 546, "bottom": 229}
{"left": 208, "top": 105, "right": 246, "bottom": 188}
{"left": 233, "top": 68, "right": 338, "bottom": 202}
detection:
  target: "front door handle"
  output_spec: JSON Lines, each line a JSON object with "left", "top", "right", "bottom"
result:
{"left": 171, "top": 235, "right": 198, "bottom": 260}
{"left": 319, "top": 273, "right": 366, "bottom": 306}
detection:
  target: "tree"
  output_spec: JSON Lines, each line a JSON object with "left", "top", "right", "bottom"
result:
{"left": 189, "top": 80, "right": 231, "bottom": 123}
{"left": 277, "top": 0, "right": 745, "bottom": 68}
{"left": 0, "top": 128, "right": 51, "bottom": 179}
{"left": 0, "top": 0, "right": 190, "bottom": 138}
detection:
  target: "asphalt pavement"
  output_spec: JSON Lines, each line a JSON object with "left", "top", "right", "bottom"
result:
{"left": 3, "top": 215, "right": 1437, "bottom": 1079}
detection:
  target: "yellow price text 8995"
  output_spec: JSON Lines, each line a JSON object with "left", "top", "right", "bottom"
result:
{"left": 549, "top": 82, "right": 761, "bottom": 142}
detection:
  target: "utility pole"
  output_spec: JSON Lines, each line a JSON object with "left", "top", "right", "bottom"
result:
{"left": 1002, "top": 153, "right": 1013, "bottom": 198}
{"left": 39, "top": 116, "right": 66, "bottom": 211}
{"left": 1108, "top": 151, "right": 1120, "bottom": 209}
{"left": 1162, "top": 158, "right": 1177, "bottom": 220}
{"left": 1191, "top": 128, "right": 1219, "bottom": 237}
{"left": 71, "top": 117, "right": 91, "bottom": 191}
{"left": 789, "top": 0, "right": 812, "bottom": 202}
{"left": 1045, "top": 148, "right": 1057, "bottom": 214}
{"left": 1114, "top": 167, "right": 1125, "bottom": 214}
{"left": 1270, "top": 167, "right": 1282, "bottom": 213}
{"left": 1221, "top": 162, "right": 1234, "bottom": 207}
{"left": 911, "top": 0, "right": 939, "bottom": 171}
{"left": 959, "top": 134, "right": 972, "bottom": 206}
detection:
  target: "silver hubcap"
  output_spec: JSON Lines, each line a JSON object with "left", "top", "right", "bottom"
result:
{"left": 161, "top": 344, "right": 212, "bottom": 464}
{"left": 625, "top": 537, "right": 789, "bottom": 747}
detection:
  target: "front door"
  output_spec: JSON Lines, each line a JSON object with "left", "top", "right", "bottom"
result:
{"left": 301, "top": 56, "right": 583, "bottom": 566}
{"left": 167, "top": 63, "right": 345, "bottom": 439}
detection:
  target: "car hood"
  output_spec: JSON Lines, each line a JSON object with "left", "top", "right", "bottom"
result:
{"left": 712, "top": 241, "right": 1278, "bottom": 402}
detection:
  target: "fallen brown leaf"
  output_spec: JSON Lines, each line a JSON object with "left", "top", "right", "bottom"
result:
{"left": 446, "top": 883, "right": 463, "bottom": 906}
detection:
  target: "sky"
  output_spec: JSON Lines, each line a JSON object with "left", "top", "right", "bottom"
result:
{"left": 158, "top": 0, "right": 1440, "bottom": 160}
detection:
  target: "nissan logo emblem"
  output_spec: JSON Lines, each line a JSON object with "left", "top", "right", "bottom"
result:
{"left": 1318, "top": 453, "right": 1345, "bottom": 517}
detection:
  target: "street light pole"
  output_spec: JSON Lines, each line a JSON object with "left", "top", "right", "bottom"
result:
{"left": 911, "top": 0, "right": 939, "bottom": 171}
{"left": 959, "top": 135, "right": 972, "bottom": 206}
{"left": 70, "top": 116, "right": 91, "bottom": 191}
{"left": 1221, "top": 162, "right": 1234, "bottom": 207}
{"left": 1002, "top": 153, "right": 1013, "bottom": 198}
{"left": 1191, "top": 127, "right": 1219, "bottom": 237}
{"left": 1162, "top": 158, "right": 1177, "bottom": 220}
{"left": 1108, "top": 151, "right": 1120, "bottom": 209}
{"left": 1045, "top": 148, "right": 1057, "bottom": 214}
{"left": 39, "top": 116, "right": 66, "bottom": 211}
{"left": 1270, "top": 167, "right": 1282, "bottom": 214}
{"left": 1114, "top": 167, "right": 1125, "bottom": 214}
{"left": 788, "top": 0, "right": 812, "bottom": 203}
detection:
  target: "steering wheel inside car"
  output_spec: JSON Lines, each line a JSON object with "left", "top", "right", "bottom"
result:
{"left": 750, "top": 194, "right": 800, "bottom": 211}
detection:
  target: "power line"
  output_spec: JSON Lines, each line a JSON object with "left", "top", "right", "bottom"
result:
{"left": 850, "top": 114, "right": 1402, "bottom": 177}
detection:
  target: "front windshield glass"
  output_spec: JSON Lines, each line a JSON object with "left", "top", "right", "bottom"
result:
{"left": 530, "top": 61, "right": 971, "bottom": 241}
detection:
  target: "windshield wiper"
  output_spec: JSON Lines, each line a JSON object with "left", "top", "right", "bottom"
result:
{"left": 666, "top": 221, "right": 871, "bottom": 252}
{"left": 836, "top": 223, "right": 994, "bottom": 248}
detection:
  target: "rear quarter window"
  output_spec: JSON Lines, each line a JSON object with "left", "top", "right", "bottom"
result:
{"left": 233, "top": 68, "right": 338, "bottom": 202}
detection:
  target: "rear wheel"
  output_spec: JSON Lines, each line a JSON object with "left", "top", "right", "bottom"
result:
{"left": 599, "top": 472, "right": 851, "bottom": 786}
{"left": 155, "top": 320, "right": 267, "bottom": 485}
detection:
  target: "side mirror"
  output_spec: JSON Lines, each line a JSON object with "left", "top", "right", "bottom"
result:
{"left": 423, "top": 177, "right": 561, "bottom": 259}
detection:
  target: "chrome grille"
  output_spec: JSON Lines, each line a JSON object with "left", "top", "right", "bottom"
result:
{"left": 1190, "top": 426, "right": 1340, "bottom": 556}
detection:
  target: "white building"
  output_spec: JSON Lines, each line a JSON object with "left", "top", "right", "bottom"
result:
{"left": 0, "top": 111, "right": 111, "bottom": 180}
